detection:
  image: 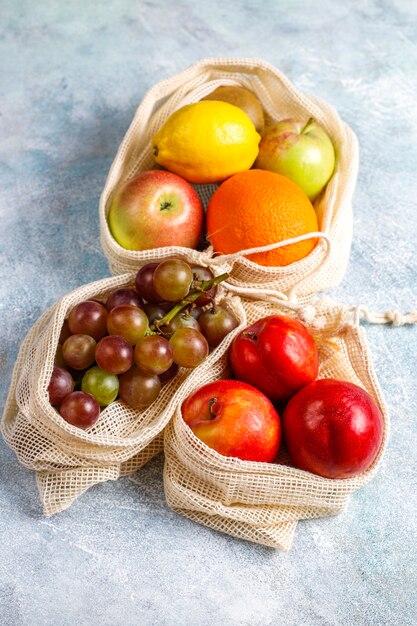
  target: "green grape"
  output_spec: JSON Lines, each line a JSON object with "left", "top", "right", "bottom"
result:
{"left": 153, "top": 259, "right": 193, "bottom": 302}
{"left": 81, "top": 366, "right": 119, "bottom": 406}
{"left": 170, "top": 328, "right": 209, "bottom": 368}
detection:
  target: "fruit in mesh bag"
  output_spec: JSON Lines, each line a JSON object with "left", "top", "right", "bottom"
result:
{"left": 48, "top": 259, "right": 238, "bottom": 428}
{"left": 282, "top": 379, "right": 384, "bottom": 479}
{"left": 229, "top": 315, "right": 318, "bottom": 403}
{"left": 48, "top": 366, "right": 74, "bottom": 406}
{"left": 198, "top": 306, "right": 239, "bottom": 347}
{"left": 68, "top": 300, "right": 108, "bottom": 340}
{"left": 151, "top": 101, "right": 260, "bottom": 183}
{"left": 59, "top": 391, "right": 100, "bottom": 430}
{"left": 182, "top": 380, "right": 281, "bottom": 463}
{"left": 108, "top": 170, "right": 204, "bottom": 251}
{"left": 81, "top": 366, "right": 120, "bottom": 407}
{"left": 206, "top": 169, "right": 318, "bottom": 267}
{"left": 255, "top": 118, "right": 335, "bottom": 201}
{"left": 201, "top": 85, "right": 265, "bottom": 133}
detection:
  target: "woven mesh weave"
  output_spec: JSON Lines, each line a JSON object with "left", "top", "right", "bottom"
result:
{"left": 99, "top": 57, "right": 359, "bottom": 303}
{"left": 1, "top": 274, "right": 246, "bottom": 515}
{"left": 2, "top": 60, "right": 385, "bottom": 549}
{"left": 163, "top": 298, "right": 389, "bottom": 550}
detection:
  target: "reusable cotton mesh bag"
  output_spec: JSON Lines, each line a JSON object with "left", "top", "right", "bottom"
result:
{"left": 1, "top": 273, "right": 246, "bottom": 515}
{"left": 99, "top": 57, "right": 359, "bottom": 303}
{"left": 163, "top": 297, "right": 389, "bottom": 550}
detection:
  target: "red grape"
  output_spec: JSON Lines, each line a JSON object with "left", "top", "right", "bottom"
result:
{"left": 191, "top": 266, "right": 217, "bottom": 306}
{"left": 54, "top": 344, "right": 65, "bottom": 368}
{"left": 159, "top": 362, "right": 179, "bottom": 384}
{"left": 144, "top": 303, "right": 166, "bottom": 324}
{"left": 48, "top": 366, "right": 74, "bottom": 405}
{"left": 119, "top": 367, "right": 161, "bottom": 409}
{"left": 68, "top": 300, "right": 108, "bottom": 340}
{"left": 198, "top": 306, "right": 239, "bottom": 347}
{"left": 59, "top": 320, "right": 71, "bottom": 344}
{"left": 107, "top": 305, "right": 148, "bottom": 345}
{"left": 106, "top": 288, "right": 144, "bottom": 311}
{"left": 62, "top": 334, "right": 97, "bottom": 370}
{"left": 59, "top": 391, "right": 100, "bottom": 429}
{"left": 134, "top": 335, "right": 174, "bottom": 375}
{"left": 135, "top": 263, "right": 164, "bottom": 303}
{"left": 95, "top": 335, "right": 134, "bottom": 375}
{"left": 170, "top": 328, "right": 209, "bottom": 368}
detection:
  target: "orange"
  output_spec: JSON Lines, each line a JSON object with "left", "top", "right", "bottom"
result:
{"left": 206, "top": 169, "right": 318, "bottom": 267}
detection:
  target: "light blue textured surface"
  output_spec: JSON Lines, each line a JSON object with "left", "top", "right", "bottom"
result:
{"left": 1, "top": 2, "right": 416, "bottom": 625}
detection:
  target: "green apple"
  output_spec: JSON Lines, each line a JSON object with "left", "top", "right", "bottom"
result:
{"left": 254, "top": 118, "right": 335, "bottom": 201}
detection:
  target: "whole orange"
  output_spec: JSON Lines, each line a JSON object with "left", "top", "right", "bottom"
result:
{"left": 206, "top": 169, "right": 319, "bottom": 266}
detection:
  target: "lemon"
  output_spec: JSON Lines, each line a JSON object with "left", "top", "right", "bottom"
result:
{"left": 151, "top": 101, "right": 261, "bottom": 184}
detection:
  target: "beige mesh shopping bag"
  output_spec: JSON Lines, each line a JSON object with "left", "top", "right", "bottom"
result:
{"left": 1, "top": 273, "right": 247, "bottom": 516}
{"left": 163, "top": 297, "right": 389, "bottom": 550}
{"left": 99, "top": 57, "right": 359, "bottom": 303}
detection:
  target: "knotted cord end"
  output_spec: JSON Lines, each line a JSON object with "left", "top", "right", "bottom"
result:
{"left": 354, "top": 305, "right": 417, "bottom": 327}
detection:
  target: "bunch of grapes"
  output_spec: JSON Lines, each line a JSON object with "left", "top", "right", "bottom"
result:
{"left": 49, "top": 259, "right": 239, "bottom": 430}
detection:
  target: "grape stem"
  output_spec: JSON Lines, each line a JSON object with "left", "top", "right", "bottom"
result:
{"left": 149, "top": 272, "right": 230, "bottom": 333}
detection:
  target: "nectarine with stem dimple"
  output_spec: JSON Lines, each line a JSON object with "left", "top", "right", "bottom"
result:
{"left": 229, "top": 315, "right": 319, "bottom": 404}
{"left": 282, "top": 378, "right": 384, "bottom": 479}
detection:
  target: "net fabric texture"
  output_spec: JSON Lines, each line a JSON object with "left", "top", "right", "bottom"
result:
{"left": 163, "top": 297, "right": 389, "bottom": 550}
{"left": 99, "top": 57, "right": 359, "bottom": 303}
{"left": 1, "top": 273, "right": 246, "bottom": 516}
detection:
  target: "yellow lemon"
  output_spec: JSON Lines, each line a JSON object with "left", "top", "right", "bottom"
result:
{"left": 151, "top": 101, "right": 261, "bottom": 184}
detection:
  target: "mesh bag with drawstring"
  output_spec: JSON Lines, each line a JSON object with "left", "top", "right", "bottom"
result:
{"left": 99, "top": 57, "right": 359, "bottom": 304}
{"left": 163, "top": 296, "right": 389, "bottom": 550}
{"left": 1, "top": 273, "right": 246, "bottom": 515}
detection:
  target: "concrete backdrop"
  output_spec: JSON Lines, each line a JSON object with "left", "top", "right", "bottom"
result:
{"left": 1, "top": 2, "right": 416, "bottom": 625}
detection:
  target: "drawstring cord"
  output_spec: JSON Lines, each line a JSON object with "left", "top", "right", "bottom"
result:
{"left": 197, "top": 233, "right": 416, "bottom": 331}
{"left": 207, "top": 231, "right": 331, "bottom": 268}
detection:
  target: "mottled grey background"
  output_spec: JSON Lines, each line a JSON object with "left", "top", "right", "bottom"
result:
{"left": 1, "top": 1, "right": 416, "bottom": 625}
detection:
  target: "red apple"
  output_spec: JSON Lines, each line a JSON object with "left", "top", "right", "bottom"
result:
{"left": 182, "top": 379, "right": 281, "bottom": 463}
{"left": 108, "top": 170, "right": 204, "bottom": 251}
{"left": 282, "top": 379, "right": 384, "bottom": 479}
{"left": 229, "top": 315, "right": 318, "bottom": 404}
